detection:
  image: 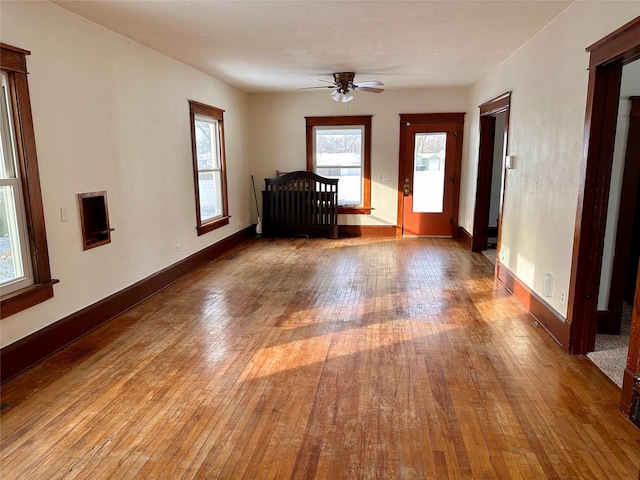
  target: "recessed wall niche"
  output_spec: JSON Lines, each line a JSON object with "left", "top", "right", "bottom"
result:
{"left": 78, "top": 191, "right": 113, "bottom": 250}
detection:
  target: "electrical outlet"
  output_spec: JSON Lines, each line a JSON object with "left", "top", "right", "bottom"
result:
{"left": 383, "top": 174, "right": 390, "bottom": 182}
{"left": 238, "top": 220, "right": 244, "bottom": 228}
{"left": 176, "top": 244, "right": 182, "bottom": 255}
{"left": 560, "top": 289, "right": 566, "bottom": 304}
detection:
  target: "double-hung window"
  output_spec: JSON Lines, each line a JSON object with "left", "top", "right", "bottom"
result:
{"left": 306, "top": 116, "right": 372, "bottom": 214}
{"left": 0, "top": 43, "right": 56, "bottom": 318}
{"left": 1, "top": 71, "right": 32, "bottom": 293}
{"left": 189, "top": 101, "right": 229, "bottom": 235}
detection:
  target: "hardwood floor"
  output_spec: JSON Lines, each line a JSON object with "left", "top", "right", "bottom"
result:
{"left": 1, "top": 237, "right": 639, "bottom": 479}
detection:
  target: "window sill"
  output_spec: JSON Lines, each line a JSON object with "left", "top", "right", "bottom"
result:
{"left": 197, "top": 215, "right": 230, "bottom": 236}
{"left": 1, "top": 279, "right": 60, "bottom": 319}
{"left": 338, "top": 207, "right": 373, "bottom": 215}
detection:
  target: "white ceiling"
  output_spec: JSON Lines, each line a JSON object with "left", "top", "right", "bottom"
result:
{"left": 53, "top": 0, "right": 572, "bottom": 93}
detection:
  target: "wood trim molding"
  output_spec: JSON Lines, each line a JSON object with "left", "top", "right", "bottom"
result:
{"left": 0, "top": 42, "right": 30, "bottom": 74}
{"left": 568, "top": 17, "right": 640, "bottom": 355}
{"left": 595, "top": 309, "right": 624, "bottom": 335}
{"left": 457, "top": 227, "right": 473, "bottom": 250}
{"left": 478, "top": 92, "right": 512, "bottom": 116}
{"left": 621, "top": 267, "right": 640, "bottom": 414}
{"left": 0, "top": 227, "right": 253, "bottom": 384}
{"left": 399, "top": 112, "right": 466, "bottom": 124}
{"left": 338, "top": 225, "right": 400, "bottom": 238}
{"left": 586, "top": 16, "right": 640, "bottom": 68}
{"left": 496, "top": 261, "right": 570, "bottom": 349}
{"left": 621, "top": 368, "right": 636, "bottom": 415}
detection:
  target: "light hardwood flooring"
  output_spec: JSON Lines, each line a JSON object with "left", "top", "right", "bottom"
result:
{"left": 1, "top": 237, "right": 639, "bottom": 479}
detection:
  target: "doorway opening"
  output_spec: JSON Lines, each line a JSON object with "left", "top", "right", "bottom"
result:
{"left": 471, "top": 93, "right": 511, "bottom": 258}
{"left": 567, "top": 17, "right": 640, "bottom": 416}
{"left": 587, "top": 90, "right": 639, "bottom": 389}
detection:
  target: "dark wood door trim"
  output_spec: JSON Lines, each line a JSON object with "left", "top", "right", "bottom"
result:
{"left": 471, "top": 93, "right": 511, "bottom": 253}
{"left": 622, "top": 267, "right": 640, "bottom": 414}
{"left": 397, "top": 113, "right": 465, "bottom": 237}
{"left": 568, "top": 16, "right": 640, "bottom": 356}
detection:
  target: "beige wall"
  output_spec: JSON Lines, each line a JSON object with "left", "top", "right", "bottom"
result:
{"left": 462, "top": 1, "right": 640, "bottom": 317}
{"left": 0, "top": 1, "right": 252, "bottom": 347}
{"left": 249, "top": 88, "right": 468, "bottom": 227}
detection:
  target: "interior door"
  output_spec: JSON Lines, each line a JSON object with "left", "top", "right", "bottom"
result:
{"left": 401, "top": 121, "right": 461, "bottom": 236}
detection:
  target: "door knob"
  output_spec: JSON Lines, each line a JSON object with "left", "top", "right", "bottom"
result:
{"left": 403, "top": 185, "right": 411, "bottom": 196}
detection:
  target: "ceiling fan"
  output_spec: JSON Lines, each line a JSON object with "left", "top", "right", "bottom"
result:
{"left": 299, "top": 72, "right": 384, "bottom": 102}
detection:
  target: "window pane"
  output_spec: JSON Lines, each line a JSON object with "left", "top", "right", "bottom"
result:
{"left": 0, "top": 72, "right": 17, "bottom": 179}
{"left": 194, "top": 116, "right": 219, "bottom": 170}
{"left": 0, "top": 185, "right": 25, "bottom": 285}
{"left": 315, "top": 126, "right": 364, "bottom": 206}
{"left": 317, "top": 167, "right": 362, "bottom": 206}
{"left": 198, "top": 171, "right": 223, "bottom": 222}
{"left": 315, "top": 128, "right": 362, "bottom": 168}
{"left": 413, "top": 132, "right": 446, "bottom": 213}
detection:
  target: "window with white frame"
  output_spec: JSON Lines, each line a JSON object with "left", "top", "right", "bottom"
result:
{"left": 189, "top": 101, "right": 229, "bottom": 235}
{"left": 306, "top": 116, "right": 372, "bottom": 214}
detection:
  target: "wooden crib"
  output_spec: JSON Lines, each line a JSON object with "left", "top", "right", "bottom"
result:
{"left": 262, "top": 171, "right": 338, "bottom": 239}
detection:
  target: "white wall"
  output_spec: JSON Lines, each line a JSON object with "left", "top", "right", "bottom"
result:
{"left": 0, "top": 1, "right": 252, "bottom": 348}
{"left": 461, "top": 2, "right": 640, "bottom": 317}
{"left": 249, "top": 88, "right": 468, "bottom": 227}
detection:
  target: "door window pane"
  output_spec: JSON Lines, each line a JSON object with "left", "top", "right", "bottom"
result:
{"left": 413, "top": 132, "right": 446, "bottom": 213}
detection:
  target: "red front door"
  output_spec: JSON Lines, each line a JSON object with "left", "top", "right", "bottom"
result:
{"left": 401, "top": 121, "right": 461, "bottom": 236}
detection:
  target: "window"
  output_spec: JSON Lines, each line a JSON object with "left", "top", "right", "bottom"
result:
{"left": 0, "top": 43, "right": 56, "bottom": 318}
{"left": 306, "top": 116, "right": 372, "bottom": 214}
{"left": 189, "top": 101, "right": 229, "bottom": 235}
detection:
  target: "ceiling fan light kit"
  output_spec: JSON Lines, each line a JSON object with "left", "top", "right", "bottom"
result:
{"left": 331, "top": 89, "right": 354, "bottom": 103}
{"left": 300, "top": 72, "right": 384, "bottom": 102}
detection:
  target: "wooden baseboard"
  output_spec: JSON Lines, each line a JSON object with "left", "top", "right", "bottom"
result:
{"left": 457, "top": 227, "right": 473, "bottom": 250}
{"left": 496, "top": 261, "right": 571, "bottom": 350}
{"left": 596, "top": 309, "right": 622, "bottom": 335}
{"left": 339, "top": 225, "right": 400, "bottom": 238}
{"left": 0, "top": 227, "right": 253, "bottom": 384}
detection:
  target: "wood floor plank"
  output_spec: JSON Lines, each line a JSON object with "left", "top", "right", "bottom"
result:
{"left": 2, "top": 237, "right": 639, "bottom": 479}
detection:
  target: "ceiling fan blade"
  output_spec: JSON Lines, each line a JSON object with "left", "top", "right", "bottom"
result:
{"left": 356, "top": 86, "right": 384, "bottom": 93}
{"left": 354, "top": 80, "right": 384, "bottom": 87}
{"left": 297, "top": 85, "right": 335, "bottom": 90}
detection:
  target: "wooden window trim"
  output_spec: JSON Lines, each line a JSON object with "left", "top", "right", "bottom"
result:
{"left": 189, "top": 100, "right": 230, "bottom": 236}
{"left": 1, "top": 43, "right": 57, "bottom": 319}
{"left": 305, "top": 115, "right": 372, "bottom": 214}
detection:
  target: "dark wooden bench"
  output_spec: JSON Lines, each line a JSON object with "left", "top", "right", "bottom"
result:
{"left": 262, "top": 171, "right": 338, "bottom": 239}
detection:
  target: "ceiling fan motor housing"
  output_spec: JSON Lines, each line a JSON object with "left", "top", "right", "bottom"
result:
{"left": 333, "top": 72, "right": 356, "bottom": 92}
